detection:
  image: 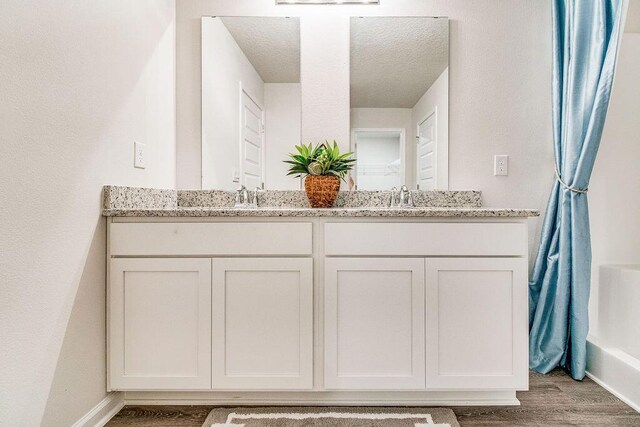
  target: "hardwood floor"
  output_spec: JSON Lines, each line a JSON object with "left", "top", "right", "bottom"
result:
{"left": 106, "top": 369, "right": 640, "bottom": 426}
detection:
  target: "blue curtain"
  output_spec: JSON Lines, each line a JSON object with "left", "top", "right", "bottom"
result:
{"left": 529, "top": 0, "right": 625, "bottom": 380}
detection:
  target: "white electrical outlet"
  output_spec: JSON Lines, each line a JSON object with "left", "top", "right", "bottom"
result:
{"left": 494, "top": 155, "right": 509, "bottom": 176}
{"left": 134, "top": 141, "right": 146, "bottom": 169}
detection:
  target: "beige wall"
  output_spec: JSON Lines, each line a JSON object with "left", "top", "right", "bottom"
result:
{"left": 177, "top": 0, "right": 553, "bottom": 258}
{"left": 626, "top": 0, "right": 640, "bottom": 32}
{"left": 0, "top": 0, "right": 176, "bottom": 425}
{"left": 265, "top": 83, "right": 303, "bottom": 190}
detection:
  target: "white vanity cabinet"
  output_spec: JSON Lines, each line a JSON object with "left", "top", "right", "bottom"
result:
{"left": 108, "top": 221, "right": 314, "bottom": 392}
{"left": 107, "top": 216, "right": 531, "bottom": 405}
{"left": 323, "top": 221, "right": 530, "bottom": 392}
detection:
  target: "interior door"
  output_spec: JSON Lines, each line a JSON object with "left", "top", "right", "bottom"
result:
{"left": 417, "top": 112, "right": 437, "bottom": 190}
{"left": 240, "top": 90, "right": 264, "bottom": 189}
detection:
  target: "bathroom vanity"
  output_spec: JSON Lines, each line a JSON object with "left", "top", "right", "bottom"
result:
{"left": 103, "top": 186, "right": 538, "bottom": 406}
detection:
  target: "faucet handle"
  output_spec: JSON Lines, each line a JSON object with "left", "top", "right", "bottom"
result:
{"left": 399, "top": 185, "right": 414, "bottom": 208}
{"left": 242, "top": 186, "right": 249, "bottom": 203}
{"left": 389, "top": 187, "right": 398, "bottom": 207}
{"left": 235, "top": 185, "right": 247, "bottom": 207}
{"left": 252, "top": 187, "right": 262, "bottom": 207}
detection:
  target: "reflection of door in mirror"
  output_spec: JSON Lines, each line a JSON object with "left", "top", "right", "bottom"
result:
{"left": 351, "top": 129, "right": 405, "bottom": 190}
{"left": 202, "top": 17, "right": 301, "bottom": 190}
{"left": 350, "top": 17, "right": 449, "bottom": 190}
{"left": 240, "top": 89, "right": 264, "bottom": 189}
{"left": 417, "top": 111, "right": 436, "bottom": 191}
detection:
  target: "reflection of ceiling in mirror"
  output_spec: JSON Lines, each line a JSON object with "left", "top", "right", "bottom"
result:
{"left": 220, "top": 17, "right": 300, "bottom": 83}
{"left": 350, "top": 17, "right": 448, "bottom": 108}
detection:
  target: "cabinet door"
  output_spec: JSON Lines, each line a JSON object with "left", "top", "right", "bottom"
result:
{"left": 109, "top": 258, "right": 212, "bottom": 390}
{"left": 426, "top": 258, "right": 528, "bottom": 389}
{"left": 212, "top": 258, "right": 313, "bottom": 390}
{"left": 324, "top": 258, "right": 425, "bottom": 390}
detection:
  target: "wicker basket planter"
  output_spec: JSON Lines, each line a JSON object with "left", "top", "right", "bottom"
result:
{"left": 304, "top": 175, "right": 340, "bottom": 208}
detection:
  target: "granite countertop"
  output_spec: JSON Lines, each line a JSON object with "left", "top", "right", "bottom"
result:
{"left": 103, "top": 206, "right": 539, "bottom": 218}
{"left": 102, "top": 186, "right": 539, "bottom": 218}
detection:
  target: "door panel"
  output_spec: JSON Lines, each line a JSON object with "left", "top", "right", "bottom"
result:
{"left": 109, "top": 258, "right": 212, "bottom": 390}
{"left": 241, "top": 91, "right": 264, "bottom": 189}
{"left": 426, "top": 258, "right": 528, "bottom": 390}
{"left": 324, "top": 258, "right": 425, "bottom": 390}
{"left": 212, "top": 258, "right": 313, "bottom": 390}
{"left": 417, "top": 113, "right": 436, "bottom": 190}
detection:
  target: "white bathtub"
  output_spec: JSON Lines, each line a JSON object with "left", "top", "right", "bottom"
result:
{"left": 587, "top": 265, "right": 640, "bottom": 412}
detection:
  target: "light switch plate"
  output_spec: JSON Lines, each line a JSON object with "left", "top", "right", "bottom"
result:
{"left": 134, "top": 141, "right": 146, "bottom": 169}
{"left": 494, "top": 155, "right": 508, "bottom": 176}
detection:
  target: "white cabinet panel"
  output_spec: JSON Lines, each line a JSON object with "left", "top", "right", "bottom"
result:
{"left": 426, "top": 258, "right": 528, "bottom": 390}
{"left": 109, "top": 258, "right": 212, "bottom": 390}
{"left": 325, "top": 222, "right": 527, "bottom": 256}
{"left": 110, "top": 222, "right": 312, "bottom": 256}
{"left": 212, "top": 258, "right": 313, "bottom": 390}
{"left": 324, "top": 258, "right": 425, "bottom": 390}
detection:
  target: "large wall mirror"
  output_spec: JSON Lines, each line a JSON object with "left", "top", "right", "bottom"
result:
{"left": 202, "top": 16, "right": 301, "bottom": 190}
{"left": 350, "top": 17, "right": 449, "bottom": 190}
{"left": 201, "top": 16, "right": 448, "bottom": 191}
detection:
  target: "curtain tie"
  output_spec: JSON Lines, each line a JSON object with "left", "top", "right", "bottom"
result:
{"left": 555, "top": 167, "right": 588, "bottom": 193}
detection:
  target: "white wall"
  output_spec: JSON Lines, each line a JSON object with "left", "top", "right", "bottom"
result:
{"left": 202, "top": 17, "right": 264, "bottom": 190}
{"left": 412, "top": 68, "right": 449, "bottom": 190}
{"left": 265, "top": 83, "right": 302, "bottom": 190}
{"left": 351, "top": 108, "right": 413, "bottom": 132}
{"left": 589, "top": 31, "right": 640, "bottom": 337}
{"left": 177, "top": 1, "right": 553, "bottom": 257}
{"left": 0, "top": 1, "right": 176, "bottom": 425}
{"left": 301, "top": 14, "right": 351, "bottom": 151}
{"left": 355, "top": 135, "right": 402, "bottom": 190}
{"left": 351, "top": 108, "right": 413, "bottom": 147}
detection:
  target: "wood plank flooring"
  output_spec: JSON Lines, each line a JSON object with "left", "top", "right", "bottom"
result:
{"left": 107, "top": 369, "right": 640, "bottom": 426}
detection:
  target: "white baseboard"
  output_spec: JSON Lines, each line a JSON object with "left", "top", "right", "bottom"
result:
{"left": 586, "top": 337, "right": 640, "bottom": 414}
{"left": 123, "top": 390, "right": 520, "bottom": 407}
{"left": 72, "top": 392, "right": 125, "bottom": 427}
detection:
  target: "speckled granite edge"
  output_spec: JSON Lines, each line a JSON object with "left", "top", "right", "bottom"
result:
{"left": 103, "top": 207, "right": 539, "bottom": 218}
{"left": 177, "top": 190, "right": 482, "bottom": 209}
{"left": 103, "top": 186, "right": 177, "bottom": 210}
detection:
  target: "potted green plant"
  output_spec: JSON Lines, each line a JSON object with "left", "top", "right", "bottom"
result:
{"left": 284, "top": 141, "right": 356, "bottom": 208}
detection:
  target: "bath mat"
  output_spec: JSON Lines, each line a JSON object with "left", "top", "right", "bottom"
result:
{"left": 202, "top": 406, "right": 460, "bottom": 427}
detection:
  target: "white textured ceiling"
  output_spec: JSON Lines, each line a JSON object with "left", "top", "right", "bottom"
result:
{"left": 220, "top": 17, "right": 300, "bottom": 83}
{"left": 350, "top": 17, "right": 449, "bottom": 108}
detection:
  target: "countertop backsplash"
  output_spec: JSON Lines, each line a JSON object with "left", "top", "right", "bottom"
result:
{"left": 105, "top": 186, "right": 482, "bottom": 210}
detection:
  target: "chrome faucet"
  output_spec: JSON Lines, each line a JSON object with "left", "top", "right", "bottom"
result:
{"left": 398, "top": 185, "right": 414, "bottom": 208}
